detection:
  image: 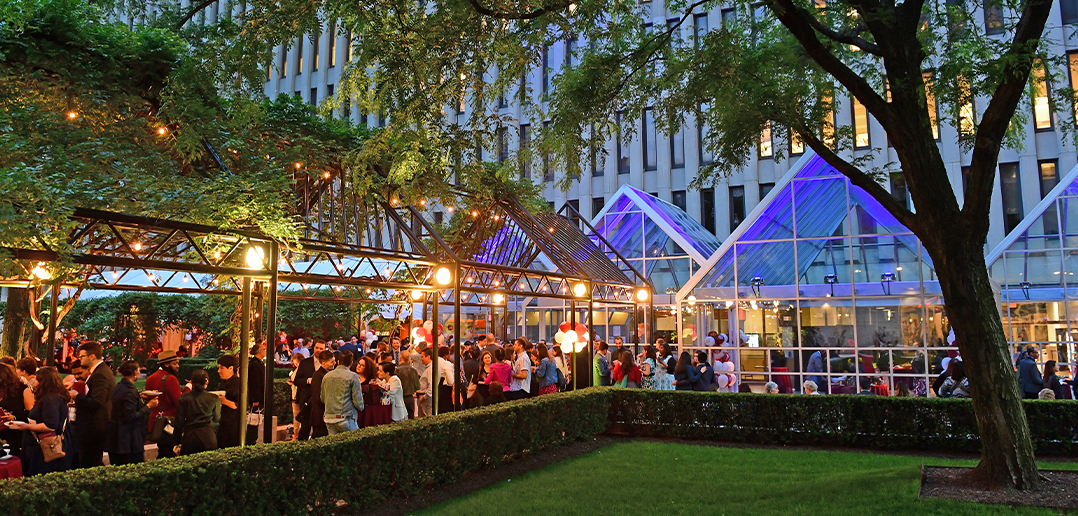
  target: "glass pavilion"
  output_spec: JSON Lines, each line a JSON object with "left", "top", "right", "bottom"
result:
{"left": 677, "top": 153, "right": 957, "bottom": 394}
{"left": 986, "top": 162, "right": 1078, "bottom": 382}
{"left": 589, "top": 185, "right": 722, "bottom": 342}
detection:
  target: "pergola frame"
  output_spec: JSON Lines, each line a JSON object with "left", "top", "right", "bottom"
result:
{"left": 2, "top": 172, "right": 649, "bottom": 444}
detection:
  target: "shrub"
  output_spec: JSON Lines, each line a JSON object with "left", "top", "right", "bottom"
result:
{"left": 606, "top": 390, "right": 1078, "bottom": 455}
{"left": 0, "top": 389, "right": 611, "bottom": 515}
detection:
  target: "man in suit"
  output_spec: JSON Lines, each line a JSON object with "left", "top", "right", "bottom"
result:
{"left": 293, "top": 339, "right": 327, "bottom": 440}
{"left": 693, "top": 351, "right": 716, "bottom": 392}
{"left": 246, "top": 342, "right": 267, "bottom": 445}
{"left": 309, "top": 351, "right": 334, "bottom": 438}
{"left": 71, "top": 341, "right": 114, "bottom": 468}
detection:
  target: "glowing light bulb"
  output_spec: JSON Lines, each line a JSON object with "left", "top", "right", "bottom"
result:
{"left": 66, "top": 112, "right": 78, "bottom": 119}
{"left": 435, "top": 267, "right": 452, "bottom": 286}
{"left": 31, "top": 264, "right": 51, "bottom": 280}
{"left": 131, "top": 242, "right": 142, "bottom": 251}
{"left": 295, "top": 162, "right": 302, "bottom": 169}
{"left": 157, "top": 127, "right": 167, "bottom": 135}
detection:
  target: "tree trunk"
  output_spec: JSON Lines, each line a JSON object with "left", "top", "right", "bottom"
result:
{"left": 1, "top": 288, "right": 30, "bottom": 358}
{"left": 927, "top": 232, "right": 1040, "bottom": 490}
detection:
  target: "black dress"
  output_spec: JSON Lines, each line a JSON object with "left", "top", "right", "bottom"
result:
{"left": 22, "top": 394, "right": 74, "bottom": 475}
{"left": 217, "top": 376, "right": 242, "bottom": 448}
{"left": 0, "top": 388, "right": 28, "bottom": 459}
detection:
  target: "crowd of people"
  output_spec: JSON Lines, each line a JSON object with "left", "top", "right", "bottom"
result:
{"left": 1, "top": 330, "right": 1073, "bottom": 478}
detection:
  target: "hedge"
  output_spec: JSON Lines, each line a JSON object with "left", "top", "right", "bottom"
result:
{"left": 606, "top": 390, "right": 1078, "bottom": 455}
{"left": 0, "top": 389, "right": 611, "bottom": 515}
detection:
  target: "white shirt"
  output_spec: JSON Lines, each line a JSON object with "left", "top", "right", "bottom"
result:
{"left": 418, "top": 359, "right": 455, "bottom": 395}
{"left": 510, "top": 352, "right": 532, "bottom": 393}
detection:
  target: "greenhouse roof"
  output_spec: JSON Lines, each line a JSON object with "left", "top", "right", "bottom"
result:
{"left": 592, "top": 185, "right": 722, "bottom": 264}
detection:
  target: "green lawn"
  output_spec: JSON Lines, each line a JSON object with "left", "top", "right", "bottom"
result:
{"left": 417, "top": 441, "right": 1077, "bottom": 516}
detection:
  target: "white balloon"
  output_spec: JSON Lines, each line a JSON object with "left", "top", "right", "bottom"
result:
{"left": 560, "top": 341, "right": 573, "bottom": 354}
{"left": 411, "top": 327, "right": 426, "bottom": 343}
{"left": 554, "top": 331, "right": 566, "bottom": 343}
{"left": 717, "top": 374, "right": 730, "bottom": 388}
{"left": 423, "top": 320, "right": 434, "bottom": 331}
{"left": 565, "top": 330, "right": 578, "bottom": 344}
{"left": 573, "top": 341, "right": 587, "bottom": 353}
{"left": 581, "top": 332, "right": 589, "bottom": 343}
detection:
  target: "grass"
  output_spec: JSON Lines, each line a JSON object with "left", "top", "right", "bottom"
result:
{"left": 417, "top": 441, "right": 1078, "bottom": 516}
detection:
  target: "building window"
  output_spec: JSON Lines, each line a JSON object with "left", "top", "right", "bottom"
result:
{"left": 329, "top": 21, "right": 337, "bottom": 68}
{"left": 497, "top": 127, "right": 508, "bottom": 163}
{"left": 693, "top": 13, "right": 708, "bottom": 47}
{"left": 296, "top": 37, "right": 304, "bottom": 75}
{"left": 347, "top": 31, "right": 354, "bottom": 61}
{"left": 1063, "top": 0, "right": 1078, "bottom": 24}
{"left": 617, "top": 112, "right": 630, "bottom": 174}
{"left": 852, "top": 97, "right": 870, "bottom": 148}
{"left": 999, "top": 162, "right": 1023, "bottom": 234}
{"left": 923, "top": 72, "right": 939, "bottom": 140}
{"left": 568, "top": 200, "right": 580, "bottom": 219}
{"left": 567, "top": 37, "right": 580, "bottom": 68}
{"left": 671, "top": 123, "right": 685, "bottom": 168}
{"left": 342, "top": 101, "right": 351, "bottom": 120}
{"left": 729, "top": 186, "right": 745, "bottom": 233}
{"left": 519, "top": 124, "right": 531, "bottom": 179}
{"left": 1039, "top": 160, "right": 1060, "bottom": 235}
{"left": 1033, "top": 62, "right": 1053, "bottom": 130}
{"left": 890, "top": 173, "right": 910, "bottom": 210}
{"left": 434, "top": 212, "right": 443, "bottom": 225}
{"left": 721, "top": 8, "right": 735, "bottom": 26}
{"left": 312, "top": 30, "right": 320, "bottom": 71}
{"left": 701, "top": 187, "right": 716, "bottom": 234}
{"left": 1069, "top": 52, "right": 1078, "bottom": 125}
{"left": 672, "top": 190, "right": 687, "bottom": 211}
{"left": 643, "top": 108, "right": 658, "bottom": 171}
{"left": 699, "top": 104, "right": 714, "bottom": 164}
{"left": 984, "top": 0, "right": 1003, "bottom": 34}
{"left": 280, "top": 45, "right": 288, "bottom": 78}
{"left": 310, "top": 87, "right": 318, "bottom": 105}
{"left": 592, "top": 196, "right": 605, "bottom": 217}
{"left": 541, "top": 46, "right": 550, "bottom": 95}
{"left": 821, "top": 94, "right": 835, "bottom": 147}
{"left": 790, "top": 130, "right": 804, "bottom": 155}
{"left": 589, "top": 124, "right": 601, "bottom": 177}
{"left": 326, "top": 84, "right": 334, "bottom": 105}
{"left": 543, "top": 121, "right": 554, "bottom": 182}
{"left": 759, "top": 182, "right": 775, "bottom": 200}
{"left": 759, "top": 121, "right": 773, "bottom": 158}
{"left": 959, "top": 80, "right": 976, "bottom": 138}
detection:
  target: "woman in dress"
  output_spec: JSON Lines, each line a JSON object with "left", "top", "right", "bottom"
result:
{"left": 10, "top": 367, "right": 74, "bottom": 475}
{"left": 534, "top": 344, "right": 559, "bottom": 396}
{"left": 356, "top": 356, "right": 381, "bottom": 408}
{"left": 639, "top": 345, "right": 657, "bottom": 390}
{"left": 611, "top": 350, "right": 641, "bottom": 388}
{"left": 551, "top": 347, "right": 570, "bottom": 386}
{"left": 174, "top": 369, "right": 221, "bottom": 455}
{"left": 378, "top": 363, "right": 408, "bottom": 422}
{"left": 287, "top": 353, "right": 303, "bottom": 440}
{"left": 0, "top": 363, "right": 29, "bottom": 459}
{"left": 654, "top": 340, "right": 676, "bottom": 391}
{"left": 469, "top": 351, "right": 493, "bottom": 408}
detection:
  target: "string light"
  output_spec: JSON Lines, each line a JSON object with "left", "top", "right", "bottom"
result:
{"left": 213, "top": 251, "right": 221, "bottom": 260}
{"left": 131, "top": 242, "right": 142, "bottom": 251}
{"left": 66, "top": 112, "right": 78, "bottom": 119}
{"left": 111, "top": 271, "right": 119, "bottom": 279}
{"left": 157, "top": 127, "right": 167, "bottom": 135}
{"left": 323, "top": 171, "right": 331, "bottom": 179}
{"left": 471, "top": 210, "right": 478, "bottom": 217}
{"left": 295, "top": 162, "right": 303, "bottom": 169}
{"left": 446, "top": 206, "right": 455, "bottom": 212}
{"left": 182, "top": 275, "right": 189, "bottom": 282}
{"left": 419, "top": 199, "right": 426, "bottom": 206}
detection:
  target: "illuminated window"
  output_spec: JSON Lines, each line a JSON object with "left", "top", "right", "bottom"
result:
{"left": 923, "top": 72, "right": 939, "bottom": 140}
{"left": 958, "top": 76, "right": 975, "bottom": 137}
{"left": 984, "top": 0, "right": 1003, "bottom": 34}
{"left": 1033, "top": 62, "right": 1053, "bottom": 130}
{"left": 296, "top": 37, "right": 303, "bottom": 75}
{"left": 329, "top": 21, "right": 337, "bottom": 68}
{"left": 852, "top": 98, "right": 869, "bottom": 148}
{"left": 790, "top": 130, "right": 804, "bottom": 155}
{"left": 822, "top": 95, "right": 835, "bottom": 148}
{"left": 759, "top": 121, "right": 773, "bottom": 157}
{"left": 312, "top": 31, "right": 320, "bottom": 71}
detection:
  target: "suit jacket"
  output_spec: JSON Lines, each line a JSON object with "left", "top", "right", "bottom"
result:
{"left": 75, "top": 361, "right": 114, "bottom": 442}
{"left": 309, "top": 368, "right": 329, "bottom": 429}
{"left": 692, "top": 363, "right": 716, "bottom": 392}
{"left": 247, "top": 357, "right": 266, "bottom": 407}
{"left": 295, "top": 356, "right": 316, "bottom": 405}
{"left": 1017, "top": 357, "right": 1043, "bottom": 395}
{"left": 108, "top": 378, "right": 150, "bottom": 455}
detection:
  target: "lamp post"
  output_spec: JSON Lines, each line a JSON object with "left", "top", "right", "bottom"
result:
{"left": 431, "top": 265, "right": 453, "bottom": 415}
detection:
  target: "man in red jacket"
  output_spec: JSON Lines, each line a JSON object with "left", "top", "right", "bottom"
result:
{"left": 146, "top": 350, "right": 182, "bottom": 458}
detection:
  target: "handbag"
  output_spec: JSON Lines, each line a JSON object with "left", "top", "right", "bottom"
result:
{"left": 466, "top": 382, "right": 478, "bottom": 399}
{"left": 246, "top": 408, "right": 264, "bottom": 426}
{"left": 35, "top": 418, "right": 66, "bottom": 463}
{"left": 150, "top": 414, "right": 175, "bottom": 442}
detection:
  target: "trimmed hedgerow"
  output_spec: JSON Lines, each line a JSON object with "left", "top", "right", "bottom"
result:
{"left": 606, "top": 390, "right": 1078, "bottom": 455}
{"left": 0, "top": 389, "right": 612, "bottom": 515}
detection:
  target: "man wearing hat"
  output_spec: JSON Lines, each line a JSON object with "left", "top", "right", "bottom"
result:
{"left": 146, "top": 349, "right": 182, "bottom": 458}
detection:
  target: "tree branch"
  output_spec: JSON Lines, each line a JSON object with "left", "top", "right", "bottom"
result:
{"left": 795, "top": 127, "right": 920, "bottom": 233}
{"left": 175, "top": 0, "right": 217, "bottom": 30}
{"left": 468, "top": 0, "right": 573, "bottom": 20}
{"left": 764, "top": 0, "right": 894, "bottom": 129}
{"left": 962, "top": 0, "right": 1053, "bottom": 227}
{"left": 804, "top": 18, "right": 883, "bottom": 56}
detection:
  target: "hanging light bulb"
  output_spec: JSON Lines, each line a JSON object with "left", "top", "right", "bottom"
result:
{"left": 157, "top": 127, "right": 168, "bottom": 135}
{"left": 31, "top": 264, "right": 52, "bottom": 280}
{"left": 131, "top": 242, "right": 142, "bottom": 251}
{"left": 410, "top": 290, "right": 424, "bottom": 301}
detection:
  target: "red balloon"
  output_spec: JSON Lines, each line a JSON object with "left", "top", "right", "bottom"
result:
{"left": 559, "top": 322, "right": 571, "bottom": 332}
{"left": 575, "top": 323, "right": 586, "bottom": 334}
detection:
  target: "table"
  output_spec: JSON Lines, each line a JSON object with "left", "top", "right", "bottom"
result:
{"left": 360, "top": 405, "right": 392, "bottom": 428}
{"left": 0, "top": 457, "right": 22, "bottom": 479}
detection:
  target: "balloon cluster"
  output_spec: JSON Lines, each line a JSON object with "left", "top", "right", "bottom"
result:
{"left": 714, "top": 351, "right": 736, "bottom": 389}
{"left": 410, "top": 320, "right": 444, "bottom": 344}
{"left": 554, "top": 322, "right": 589, "bottom": 353}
